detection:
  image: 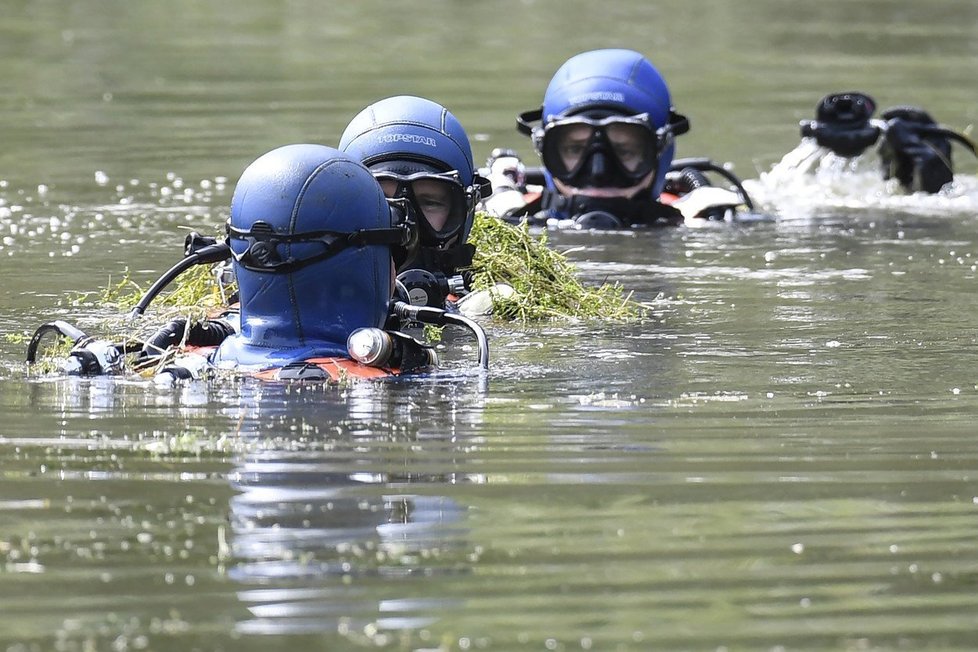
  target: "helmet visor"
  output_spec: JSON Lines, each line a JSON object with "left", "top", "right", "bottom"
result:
{"left": 540, "top": 113, "right": 665, "bottom": 187}
{"left": 374, "top": 171, "right": 469, "bottom": 246}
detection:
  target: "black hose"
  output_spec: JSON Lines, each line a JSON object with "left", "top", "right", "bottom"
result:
{"left": 929, "top": 127, "right": 977, "bottom": 157}
{"left": 523, "top": 165, "right": 548, "bottom": 187}
{"left": 670, "top": 158, "right": 755, "bottom": 210}
{"left": 26, "top": 321, "right": 87, "bottom": 363}
{"left": 26, "top": 320, "right": 140, "bottom": 370}
{"left": 140, "top": 318, "right": 236, "bottom": 358}
{"left": 390, "top": 301, "right": 490, "bottom": 370}
{"left": 674, "top": 167, "right": 712, "bottom": 191}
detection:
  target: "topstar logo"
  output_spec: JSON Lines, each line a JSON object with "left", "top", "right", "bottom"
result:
{"left": 378, "top": 134, "right": 438, "bottom": 147}
{"left": 569, "top": 91, "right": 626, "bottom": 106}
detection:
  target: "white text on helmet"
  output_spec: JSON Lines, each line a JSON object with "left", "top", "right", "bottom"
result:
{"left": 378, "top": 134, "right": 438, "bottom": 147}
{"left": 567, "top": 91, "right": 626, "bottom": 107}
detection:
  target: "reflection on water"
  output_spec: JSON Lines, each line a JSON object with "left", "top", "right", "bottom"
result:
{"left": 224, "top": 381, "right": 484, "bottom": 640}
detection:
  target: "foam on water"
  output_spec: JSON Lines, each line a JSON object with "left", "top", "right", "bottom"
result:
{"left": 745, "top": 140, "right": 978, "bottom": 219}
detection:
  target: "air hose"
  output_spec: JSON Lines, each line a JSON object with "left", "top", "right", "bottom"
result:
{"left": 389, "top": 300, "right": 489, "bottom": 370}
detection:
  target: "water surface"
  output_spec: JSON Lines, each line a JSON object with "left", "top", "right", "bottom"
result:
{"left": 3, "top": 1, "right": 978, "bottom": 650}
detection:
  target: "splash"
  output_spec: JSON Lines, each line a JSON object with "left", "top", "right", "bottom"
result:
{"left": 746, "top": 141, "right": 978, "bottom": 219}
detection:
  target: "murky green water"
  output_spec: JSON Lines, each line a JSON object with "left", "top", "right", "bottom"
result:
{"left": 3, "top": 1, "right": 978, "bottom": 650}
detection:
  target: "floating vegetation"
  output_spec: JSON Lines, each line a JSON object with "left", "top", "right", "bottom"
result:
{"left": 71, "top": 268, "right": 144, "bottom": 310}
{"left": 26, "top": 260, "right": 235, "bottom": 377}
{"left": 466, "top": 213, "right": 646, "bottom": 322}
{"left": 140, "top": 427, "right": 238, "bottom": 458}
{"left": 151, "top": 262, "right": 233, "bottom": 319}
{"left": 72, "top": 263, "right": 234, "bottom": 324}
{"left": 3, "top": 332, "right": 27, "bottom": 345}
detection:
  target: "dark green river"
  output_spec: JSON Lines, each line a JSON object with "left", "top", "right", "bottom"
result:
{"left": 2, "top": 1, "right": 978, "bottom": 650}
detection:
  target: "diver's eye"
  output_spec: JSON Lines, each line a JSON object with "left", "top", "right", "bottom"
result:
{"left": 417, "top": 195, "right": 450, "bottom": 212}
{"left": 561, "top": 143, "right": 588, "bottom": 157}
{"left": 551, "top": 124, "right": 596, "bottom": 169}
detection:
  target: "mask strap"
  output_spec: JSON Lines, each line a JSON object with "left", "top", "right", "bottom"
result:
{"left": 228, "top": 223, "right": 414, "bottom": 274}
{"left": 666, "top": 110, "right": 690, "bottom": 137}
{"left": 517, "top": 107, "right": 542, "bottom": 136}
{"left": 474, "top": 174, "right": 493, "bottom": 198}
{"left": 518, "top": 107, "right": 548, "bottom": 153}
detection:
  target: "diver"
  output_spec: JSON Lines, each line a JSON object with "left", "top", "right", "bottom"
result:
{"left": 338, "top": 95, "right": 494, "bottom": 310}
{"left": 481, "top": 48, "right": 753, "bottom": 229}
{"left": 798, "top": 91, "right": 977, "bottom": 193}
{"left": 26, "top": 144, "right": 490, "bottom": 381}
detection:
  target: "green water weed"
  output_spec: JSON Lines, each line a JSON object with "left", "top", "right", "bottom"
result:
{"left": 466, "top": 213, "right": 646, "bottom": 322}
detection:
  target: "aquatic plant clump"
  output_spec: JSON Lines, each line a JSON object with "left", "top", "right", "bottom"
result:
{"left": 156, "top": 264, "right": 232, "bottom": 314}
{"left": 466, "top": 213, "right": 646, "bottom": 321}
{"left": 86, "top": 265, "right": 233, "bottom": 323}
{"left": 26, "top": 265, "right": 237, "bottom": 378}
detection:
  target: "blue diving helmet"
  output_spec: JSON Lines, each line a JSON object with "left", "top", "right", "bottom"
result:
{"left": 517, "top": 48, "right": 689, "bottom": 199}
{"left": 338, "top": 95, "right": 488, "bottom": 257}
{"left": 213, "top": 144, "right": 417, "bottom": 370}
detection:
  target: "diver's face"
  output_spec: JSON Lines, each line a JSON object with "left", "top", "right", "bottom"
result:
{"left": 378, "top": 177, "right": 453, "bottom": 232}
{"left": 410, "top": 178, "right": 453, "bottom": 232}
{"left": 555, "top": 123, "right": 649, "bottom": 176}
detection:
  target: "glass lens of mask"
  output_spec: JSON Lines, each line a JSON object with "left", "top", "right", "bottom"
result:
{"left": 541, "top": 114, "right": 660, "bottom": 185}
{"left": 376, "top": 173, "right": 468, "bottom": 240}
